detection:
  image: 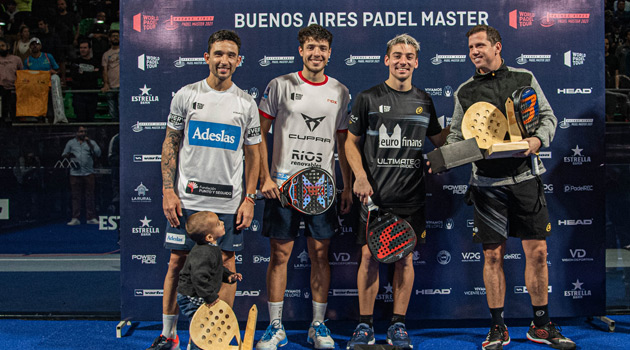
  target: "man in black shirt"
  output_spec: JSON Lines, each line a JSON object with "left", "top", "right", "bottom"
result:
{"left": 345, "top": 34, "right": 448, "bottom": 349}
{"left": 70, "top": 38, "right": 100, "bottom": 122}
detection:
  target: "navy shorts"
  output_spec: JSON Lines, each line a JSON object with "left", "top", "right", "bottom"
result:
{"left": 357, "top": 205, "right": 427, "bottom": 245}
{"left": 469, "top": 177, "right": 551, "bottom": 244}
{"left": 163, "top": 208, "right": 242, "bottom": 252}
{"left": 262, "top": 198, "right": 338, "bottom": 240}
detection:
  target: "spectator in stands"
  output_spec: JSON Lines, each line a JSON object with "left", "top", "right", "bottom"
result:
{"left": 101, "top": 30, "right": 118, "bottom": 121}
{"left": 1, "top": 1, "right": 19, "bottom": 37}
{"left": 616, "top": 29, "right": 630, "bottom": 76}
{"left": 607, "top": 37, "right": 621, "bottom": 89}
{"left": 70, "top": 38, "right": 100, "bottom": 122}
{"left": 23, "top": 37, "right": 58, "bottom": 73}
{"left": 35, "top": 18, "right": 61, "bottom": 65}
{"left": 0, "top": 37, "right": 23, "bottom": 124}
{"left": 12, "top": 24, "right": 30, "bottom": 61}
{"left": 62, "top": 125, "right": 101, "bottom": 225}
{"left": 88, "top": 11, "right": 109, "bottom": 62}
{"left": 13, "top": 0, "right": 32, "bottom": 30}
{"left": 615, "top": 0, "right": 630, "bottom": 24}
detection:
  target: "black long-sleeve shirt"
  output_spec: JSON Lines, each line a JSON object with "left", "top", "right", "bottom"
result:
{"left": 177, "top": 243, "right": 234, "bottom": 304}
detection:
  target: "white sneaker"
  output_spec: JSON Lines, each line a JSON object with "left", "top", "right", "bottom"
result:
{"left": 86, "top": 218, "right": 99, "bottom": 224}
{"left": 67, "top": 218, "right": 80, "bottom": 226}
{"left": 307, "top": 321, "right": 335, "bottom": 349}
{"left": 256, "top": 319, "right": 288, "bottom": 350}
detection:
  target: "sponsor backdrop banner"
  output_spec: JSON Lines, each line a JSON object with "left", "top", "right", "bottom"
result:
{"left": 120, "top": 0, "right": 604, "bottom": 321}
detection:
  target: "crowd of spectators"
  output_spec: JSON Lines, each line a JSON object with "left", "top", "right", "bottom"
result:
{"left": 0, "top": 0, "right": 120, "bottom": 125}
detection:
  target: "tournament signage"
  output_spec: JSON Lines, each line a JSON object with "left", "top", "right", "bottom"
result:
{"left": 120, "top": 0, "right": 604, "bottom": 321}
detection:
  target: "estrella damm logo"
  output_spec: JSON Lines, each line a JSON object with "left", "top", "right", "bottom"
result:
{"left": 416, "top": 107, "right": 423, "bottom": 114}
{"left": 546, "top": 223, "right": 551, "bottom": 232}
{"left": 188, "top": 120, "right": 241, "bottom": 151}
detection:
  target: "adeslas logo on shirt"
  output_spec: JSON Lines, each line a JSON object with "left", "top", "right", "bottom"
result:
{"left": 188, "top": 120, "right": 241, "bottom": 151}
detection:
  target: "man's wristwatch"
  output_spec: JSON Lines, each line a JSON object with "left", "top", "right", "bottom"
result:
{"left": 245, "top": 193, "right": 256, "bottom": 204}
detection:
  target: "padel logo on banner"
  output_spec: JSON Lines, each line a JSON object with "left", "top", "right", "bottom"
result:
{"left": 132, "top": 13, "right": 213, "bottom": 32}
{"left": 133, "top": 154, "right": 161, "bottom": 162}
{"left": 564, "top": 51, "right": 586, "bottom": 67}
{"left": 564, "top": 145, "right": 591, "bottom": 165}
{"left": 134, "top": 289, "right": 163, "bottom": 297}
{"left": 258, "top": 56, "right": 294, "bottom": 66}
{"left": 515, "top": 54, "right": 550, "bottom": 64}
{"left": 133, "top": 182, "right": 151, "bottom": 203}
{"left": 173, "top": 57, "right": 205, "bottom": 68}
{"left": 430, "top": 54, "right": 466, "bottom": 65}
{"left": 345, "top": 55, "right": 380, "bottom": 65}
{"left": 138, "top": 54, "right": 159, "bottom": 70}
{"left": 131, "top": 121, "right": 166, "bottom": 132}
{"left": 508, "top": 10, "right": 535, "bottom": 29}
{"left": 558, "top": 117, "right": 593, "bottom": 129}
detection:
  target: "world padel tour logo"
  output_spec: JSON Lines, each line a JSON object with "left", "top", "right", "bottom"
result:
{"left": 345, "top": 54, "right": 380, "bottom": 66}
{"left": 132, "top": 13, "right": 213, "bottom": 32}
{"left": 258, "top": 56, "right": 294, "bottom": 66}
{"left": 515, "top": 54, "right": 551, "bottom": 64}
{"left": 509, "top": 10, "right": 535, "bottom": 28}
{"left": 188, "top": 120, "right": 241, "bottom": 151}
{"left": 138, "top": 54, "right": 159, "bottom": 70}
{"left": 430, "top": 54, "right": 466, "bottom": 65}
{"left": 564, "top": 51, "right": 586, "bottom": 67}
{"left": 132, "top": 13, "right": 159, "bottom": 32}
{"left": 509, "top": 10, "right": 590, "bottom": 28}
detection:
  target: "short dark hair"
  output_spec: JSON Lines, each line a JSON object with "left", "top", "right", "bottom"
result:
{"left": 466, "top": 25, "right": 502, "bottom": 45}
{"left": 185, "top": 212, "right": 211, "bottom": 245}
{"left": 38, "top": 18, "right": 48, "bottom": 25}
{"left": 78, "top": 38, "right": 91, "bottom": 48}
{"left": 109, "top": 29, "right": 119, "bottom": 36}
{"left": 298, "top": 24, "right": 333, "bottom": 47}
{"left": 207, "top": 30, "right": 241, "bottom": 54}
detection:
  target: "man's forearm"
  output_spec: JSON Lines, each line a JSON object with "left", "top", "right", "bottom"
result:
{"left": 161, "top": 129, "right": 181, "bottom": 190}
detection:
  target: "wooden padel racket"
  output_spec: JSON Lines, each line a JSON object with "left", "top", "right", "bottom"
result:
{"left": 279, "top": 167, "right": 335, "bottom": 215}
{"left": 365, "top": 198, "right": 416, "bottom": 264}
{"left": 461, "top": 101, "right": 508, "bottom": 149}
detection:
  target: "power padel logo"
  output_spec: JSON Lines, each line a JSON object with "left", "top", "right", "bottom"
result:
{"left": 185, "top": 180, "right": 233, "bottom": 198}
{"left": 302, "top": 114, "right": 325, "bottom": 131}
{"left": 188, "top": 120, "right": 241, "bottom": 151}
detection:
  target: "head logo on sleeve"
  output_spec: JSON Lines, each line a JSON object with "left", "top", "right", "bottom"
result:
{"left": 188, "top": 120, "right": 241, "bottom": 151}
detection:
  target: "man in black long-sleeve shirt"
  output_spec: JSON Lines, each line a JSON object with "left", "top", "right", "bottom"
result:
{"left": 176, "top": 211, "right": 242, "bottom": 350}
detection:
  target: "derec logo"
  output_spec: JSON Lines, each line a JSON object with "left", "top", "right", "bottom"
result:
{"left": 188, "top": 120, "right": 241, "bottom": 151}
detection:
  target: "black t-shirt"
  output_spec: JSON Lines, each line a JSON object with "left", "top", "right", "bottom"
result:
{"left": 349, "top": 82, "right": 442, "bottom": 207}
{"left": 606, "top": 53, "right": 620, "bottom": 88}
{"left": 70, "top": 57, "right": 101, "bottom": 89}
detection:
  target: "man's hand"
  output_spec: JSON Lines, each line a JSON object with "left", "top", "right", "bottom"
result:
{"left": 514, "top": 136, "right": 542, "bottom": 157}
{"left": 236, "top": 199, "right": 254, "bottom": 230}
{"left": 260, "top": 177, "right": 280, "bottom": 199}
{"left": 162, "top": 189, "right": 182, "bottom": 227}
{"left": 353, "top": 176, "right": 373, "bottom": 205}
{"left": 339, "top": 187, "right": 353, "bottom": 215}
{"left": 228, "top": 273, "right": 243, "bottom": 283}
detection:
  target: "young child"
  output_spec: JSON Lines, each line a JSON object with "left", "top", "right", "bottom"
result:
{"left": 176, "top": 211, "right": 243, "bottom": 350}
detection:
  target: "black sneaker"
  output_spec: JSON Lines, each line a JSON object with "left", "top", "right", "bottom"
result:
{"left": 146, "top": 335, "right": 181, "bottom": 350}
{"left": 527, "top": 322, "right": 576, "bottom": 350}
{"left": 482, "top": 324, "right": 510, "bottom": 350}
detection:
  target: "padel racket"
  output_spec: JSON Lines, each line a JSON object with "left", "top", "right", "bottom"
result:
{"left": 278, "top": 167, "right": 335, "bottom": 215}
{"left": 365, "top": 198, "right": 416, "bottom": 264}
{"left": 190, "top": 300, "right": 240, "bottom": 350}
{"left": 512, "top": 86, "right": 542, "bottom": 174}
{"left": 512, "top": 86, "right": 540, "bottom": 137}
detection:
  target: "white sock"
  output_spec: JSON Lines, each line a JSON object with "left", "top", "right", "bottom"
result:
{"left": 162, "top": 314, "right": 178, "bottom": 338}
{"left": 268, "top": 301, "right": 284, "bottom": 325}
{"left": 312, "top": 300, "right": 327, "bottom": 324}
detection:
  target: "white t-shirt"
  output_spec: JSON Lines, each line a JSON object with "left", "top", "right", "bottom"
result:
{"left": 259, "top": 71, "right": 350, "bottom": 185}
{"left": 167, "top": 79, "right": 261, "bottom": 213}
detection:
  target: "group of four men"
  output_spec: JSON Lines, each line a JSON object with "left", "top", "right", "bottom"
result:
{"left": 149, "top": 24, "right": 576, "bottom": 350}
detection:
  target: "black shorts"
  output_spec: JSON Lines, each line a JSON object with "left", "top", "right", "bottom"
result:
{"left": 262, "top": 198, "right": 338, "bottom": 240}
{"left": 357, "top": 205, "right": 427, "bottom": 245}
{"left": 469, "top": 177, "right": 551, "bottom": 244}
